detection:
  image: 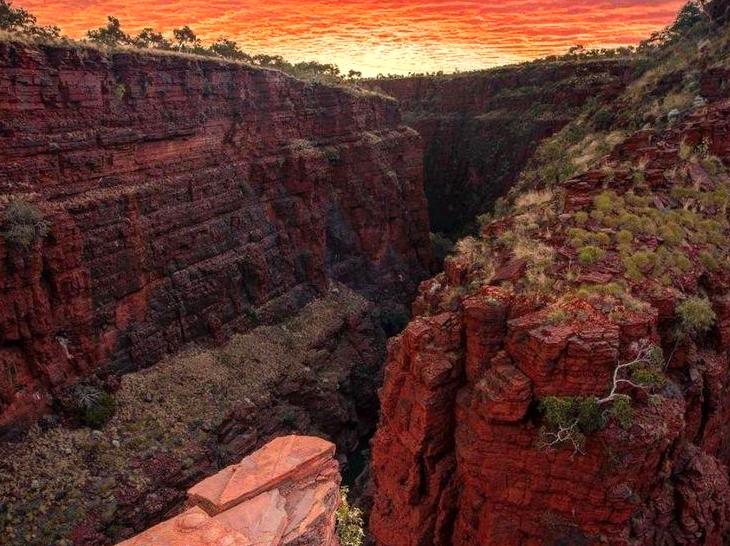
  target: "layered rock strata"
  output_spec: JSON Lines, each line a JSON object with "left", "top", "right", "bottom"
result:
{"left": 370, "top": 80, "right": 730, "bottom": 544}
{"left": 367, "top": 60, "right": 636, "bottom": 234}
{"left": 118, "top": 435, "right": 341, "bottom": 546}
{"left": 0, "top": 40, "right": 432, "bottom": 425}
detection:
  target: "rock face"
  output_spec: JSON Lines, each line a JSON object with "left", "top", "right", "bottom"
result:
{"left": 0, "top": 40, "right": 432, "bottom": 425}
{"left": 369, "top": 77, "right": 730, "bottom": 544}
{"left": 118, "top": 435, "right": 341, "bottom": 546}
{"left": 367, "top": 60, "right": 636, "bottom": 234}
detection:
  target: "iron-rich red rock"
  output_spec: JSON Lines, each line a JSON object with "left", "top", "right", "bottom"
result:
{"left": 0, "top": 40, "right": 432, "bottom": 426}
{"left": 370, "top": 82, "right": 730, "bottom": 546}
{"left": 364, "top": 60, "right": 637, "bottom": 234}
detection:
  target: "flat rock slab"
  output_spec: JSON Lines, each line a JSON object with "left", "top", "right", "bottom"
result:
{"left": 116, "top": 435, "right": 340, "bottom": 546}
{"left": 189, "top": 435, "right": 336, "bottom": 514}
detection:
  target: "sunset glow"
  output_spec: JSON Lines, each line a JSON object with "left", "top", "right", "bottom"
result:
{"left": 15, "top": 0, "right": 685, "bottom": 76}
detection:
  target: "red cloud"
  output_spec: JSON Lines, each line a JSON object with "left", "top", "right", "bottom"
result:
{"left": 14, "top": 0, "right": 684, "bottom": 76}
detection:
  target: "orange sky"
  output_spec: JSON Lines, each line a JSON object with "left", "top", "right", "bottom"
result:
{"left": 16, "top": 0, "right": 685, "bottom": 76}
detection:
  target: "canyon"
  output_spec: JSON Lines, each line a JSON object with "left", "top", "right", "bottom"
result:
{"left": 0, "top": 38, "right": 428, "bottom": 544}
{"left": 370, "top": 47, "right": 730, "bottom": 546}
{"left": 0, "top": 39, "right": 431, "bottom": 427}
{"left": 366, "top": 59, "right": 637, "bottom": 236}
{"left": 1, "top": 1, "right": 730, "bottom": 545}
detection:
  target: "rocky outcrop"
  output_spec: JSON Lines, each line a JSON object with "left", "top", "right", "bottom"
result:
{"left": 370, "top": 87, "right": 730, "bottom": 543}
{"left": 366, "top": 60, "right": 636, "bottom": 234}
{"left": 118, "top": 435, "right": 341, "bottom": 546}
{"left": 0, "top": 40, "right": 432, "bottom": 425}
{"left": 0, "top": 286, "right": 378, "bottom": 544}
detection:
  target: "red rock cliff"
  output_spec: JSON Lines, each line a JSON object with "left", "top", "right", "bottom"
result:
{"left": 366, "top": 60, "right": 636, "bottom": 235}
{"left": 0, "top": 40, "right": 432, "bottom": 425}
{"left": 370, "top": 77, "right": 730, "bottom": 544}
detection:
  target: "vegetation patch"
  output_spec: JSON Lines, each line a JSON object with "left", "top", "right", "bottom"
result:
{"left": 2, "top": 199, "right": 49, "bottom": 249}
{"left": 676, "top": 296, "right": 716, "bottom": 338}
{"left": 336, "top": 487, "right": 365, "bottom": 546}
{"left": 538, "top": 341, "right": 667, "bottom": 455}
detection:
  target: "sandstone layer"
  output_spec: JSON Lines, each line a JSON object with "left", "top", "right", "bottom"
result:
{"left": 367, "top": 60, "right": 636, "bottom": 235}
{"left": 118, "top": 435, "right": 341, "bottom": 546}
{"left": 370, "top": 68, "right": 730, "bottom": 545}
{"left": 0, "top": 40, "right": 432, "bottom": 425}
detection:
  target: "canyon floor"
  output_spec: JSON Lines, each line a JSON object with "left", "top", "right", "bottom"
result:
{"left": 0, "top": 284, "right": 381, "bottom": 544}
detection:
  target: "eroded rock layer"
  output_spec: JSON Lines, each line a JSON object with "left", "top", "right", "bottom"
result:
{"left": 367, "top": 60, "right": 636, "bottom": 234}
{"left": 0, "top": 40, "right": 431, "bottom": 424}
{"left": 370, "top": 76, "right": 730, "bottom": 544}
{"left": 118, "top": 435, "right": 341, "bottom": 546}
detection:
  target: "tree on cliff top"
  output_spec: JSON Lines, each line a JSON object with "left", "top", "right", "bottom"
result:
{"left": 0, "top": 0, "right": 60, "bottom": 38}
{"left": 86, "top": 16, "right": 132, "bottom": 47}
{"left": 173, "top": 25, "right": 201, "bottom": 51}
{"left": 132, "top": 27, "right": 172, "bottom": 50}
{"left": 209, "top": 38, "right": 252, "bottom": 62}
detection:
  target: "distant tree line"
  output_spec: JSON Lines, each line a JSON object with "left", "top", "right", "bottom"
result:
{"left": 370, "top": 0, "right": 716, "bottom": 81}
{"left": 0, "top": 1, "right": 363, "bottom": 82}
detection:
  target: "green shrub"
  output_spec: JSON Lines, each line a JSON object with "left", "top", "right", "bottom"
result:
{"left": 622, "top": 250, "right": 657, "bottom": 278}
{"left": 496, "top": 230, "right": 516, "bottom": 248}
{"left": 576, "top": 397, "right": 604, "bottom": 433}
{"left": 578, "top": 245, "right": 606, "bottom": 265}
{"left": 546, "top": 308, "right": 569, "bottom": 325}
{"left": 568, "top": 227, "right": 589, "bottom": 248}
{"left": 699, "top": 251, "right": 719, "bottom": 272}
{"left": 616, "top": 229, "right": 634, "bottom": 246}
{"left": 539, "top": 396, "right": 604, "bottom": 432}
{"left": 659, "top": 224, "right": 684, "bottom": 245}
{"left": 574, "top": 211, "right": 589, "bottom": 225}
{"left": 593, "top": 191, "right": 616, "bottom": 213}
{"left": 611, "top": 395, "right": 633, "bottom": 429}
{"left": 630, "top": 365, "right": 667, "bottom": 388}
{"left": 676, "top": 296, "right": 716, "bottom": 337}
{"left": 540, "top": 396, "right": 576, "bottom": 429}
{"left": 2, "top": 199, "right": 49, "bottom": 249}
{"left": 593, "top": 232, "right": 611, "bottom": 247}
{"left": 590, "top": 209, "right": 606, "bottom": 222}
{"left": 336, "top": 487, "right": 364, "bottom": 546}
{"left": 73, "top": 385, "right": 116, "bottom": 428}
{"left": 632, "top": 169, "right": 646, "bottom": 185}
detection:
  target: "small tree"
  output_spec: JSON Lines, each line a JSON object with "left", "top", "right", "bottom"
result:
{"left": 209, "top": 38, "right": 252, "bottom": 61}
{"left": 173, "top": 26, "right": 199, "bottom": 51}
{"left": 0, "top": 0, "right": 60, "bottom": 38}
{"left": 86, "top": 16, "right": 131, "bottom": 47}
{"left": 132, "top": 28, "right": 171, "bottom": 49}
{"left": 539, "top": 340, "right": 666, "bottom": 456}
{"left": 2, "top": 199, "right": 49, "bottom": 249}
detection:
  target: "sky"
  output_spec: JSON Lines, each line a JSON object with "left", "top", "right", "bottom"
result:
{"left": 16, "top": 0, "right": 685, "bottom": 76}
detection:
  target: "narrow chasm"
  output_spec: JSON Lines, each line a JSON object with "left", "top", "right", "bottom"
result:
{"left": 4, "top": 3, "right": 730, "bottom": 545}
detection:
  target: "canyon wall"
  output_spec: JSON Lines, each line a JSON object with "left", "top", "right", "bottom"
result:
{"left": 370, "top": 69, "right": 730, "bottom": 545}
{"left": 0, "top": 40, "right": 432, "bottom": 426}
{"left": 367, "top": 60, "right": 637, "bottom": 235}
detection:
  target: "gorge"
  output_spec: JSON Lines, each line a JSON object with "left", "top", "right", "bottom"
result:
{"left": 2, "top": 1, "right": 730, "bottom": 545}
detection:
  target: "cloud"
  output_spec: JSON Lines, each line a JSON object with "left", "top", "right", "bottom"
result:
{"left": 15, "top": 0, "right": 684, "bottom": 75}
